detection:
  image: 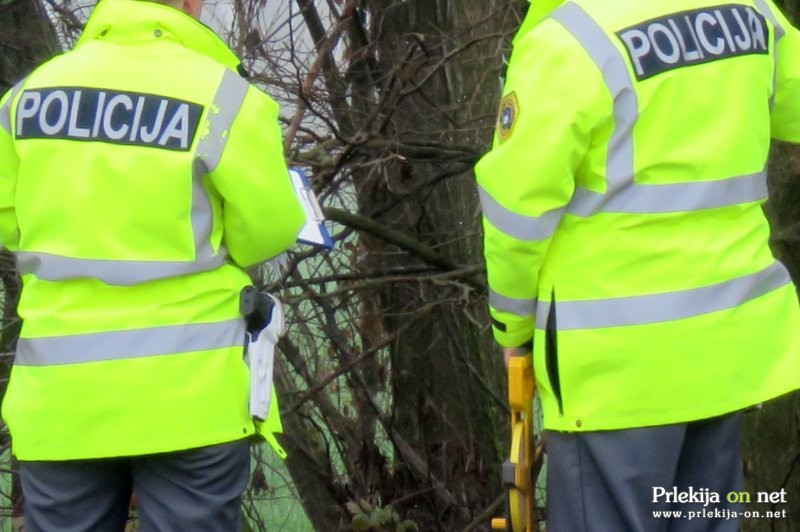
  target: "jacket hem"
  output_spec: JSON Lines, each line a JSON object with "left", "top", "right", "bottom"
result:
{"left": 542, "top": 384, "right": 800, "bottom": 432}
{"left": 11, "top": 425, "right": 257, "bottom": 461}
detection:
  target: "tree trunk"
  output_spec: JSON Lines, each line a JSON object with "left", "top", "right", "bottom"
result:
{"left": 348, "top": 1, "right": 517, "bottom": 528}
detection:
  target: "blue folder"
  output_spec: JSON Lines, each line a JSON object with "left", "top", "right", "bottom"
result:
{"left": 288, "top": 167, "right": 334, "bottom": 250}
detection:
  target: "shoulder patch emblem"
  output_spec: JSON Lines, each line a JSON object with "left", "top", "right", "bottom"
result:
{"left": 496, "top": 91, "right": 519, "bottom": 143}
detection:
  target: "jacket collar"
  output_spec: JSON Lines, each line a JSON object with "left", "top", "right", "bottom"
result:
{"left": 77, "top": 0, "right": 241, "bottom": 72}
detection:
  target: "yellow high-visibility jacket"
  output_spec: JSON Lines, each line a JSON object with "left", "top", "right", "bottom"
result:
{"left": 0, "top": 0, "right": 304, "bottom": 460}
{"left": 476, "top": 0, "right": 800, "bottom": 432}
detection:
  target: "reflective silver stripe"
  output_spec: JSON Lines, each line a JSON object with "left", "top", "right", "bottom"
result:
{"left": 191, "top": 174, "right": 221, "bottom": 264}
{"left": 15, "top": 251, "right": 225, "bottom": 285}
{"left": 753, "top": 0, "right": 784, "bottom": 40}
{"left": 489, "top": 289, "right": 537, "bottom": 316}
{"left": 0, "top": 79, "right": 26, "bottom": 134}
{"left": 567, "top": 171, "right": 767, "bottom": 216}
{"left": 17, "top": 69, "right": 252, "bottom": 285}
{"left": 478, "top": 185, "right": 564, "bottom": 241}
{"left": 752, "top": 0, "right": 783, "bottom": 109}
{"left": 0, "top": 97, "right": 10, "bottom": 134}
{"left": 191, "top": 68, "right": 250, "bottom": 264}
{"left": 535, "top": 261, "right": 791, "bottom": 330}
{"left": 194, "top": 68, "right": 250, "bottom": 175}
{"left": 553, "top": 2, "right": 638, "bottom": 193}
{"left": 15, "top": 319, "right": 245, "bottom": 366}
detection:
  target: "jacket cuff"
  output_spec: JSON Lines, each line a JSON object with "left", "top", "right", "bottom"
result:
{"left": 491, "top": 316, "right": 534, "bottom": 348}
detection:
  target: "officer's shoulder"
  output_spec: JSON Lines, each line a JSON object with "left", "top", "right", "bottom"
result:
{"left": 13, "top": 50, "right": 70, "bottom": 88}
{"left": 511, "top": 14, "right": 592, "bottom": 62}
{"left": 182, "top": 52, "right": 278, "bottom": 114}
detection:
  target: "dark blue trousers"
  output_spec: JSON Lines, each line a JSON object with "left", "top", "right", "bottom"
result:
{"left": 19, "top": 438, "right": 250, "bottom": 532}
{"left": 546, "top": 413, "right": 743, "bottom": 532}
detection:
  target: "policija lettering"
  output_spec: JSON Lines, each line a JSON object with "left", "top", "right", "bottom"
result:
{"left": 15, "top": 88, "right": 203, "bottom": 151}
{"left": 617, "top": 4, "right": 768, "bottom": 81}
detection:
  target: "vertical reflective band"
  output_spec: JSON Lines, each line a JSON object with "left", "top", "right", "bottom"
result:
{"left": 15, "top": 319, "right": 246, "bottom": 366}
{"left": 478, "top": 185, "right": 565, "bottom": 241}
{"left": 194, "top": 68, "right": 249, "bottom": 175}
{"left": 753, "top": 0, "right": 785, "bottom": 41}
{"left": 0, "top": 79, "right": 26, "bottom": 134}
{"left": 552, "top": 2, "right": 638, "bottom": 193}
{"left": 752, "top": 0, "right": 783, "bottom": 109}
{"left": 193, "top": 68, "right": 250, "bottom": 262}
{"left": 489, "top": 289, "right": 537, "bottom": 316}
{"left": 535, "top": 261, "right": 791, "bottom": 330}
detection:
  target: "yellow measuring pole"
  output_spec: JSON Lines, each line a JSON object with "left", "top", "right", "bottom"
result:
{"left": 491, "top": 354, "right": 536, "bottom": 531}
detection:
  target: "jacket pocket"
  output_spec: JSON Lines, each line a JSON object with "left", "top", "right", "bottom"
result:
{"left": 544, "top": 290, "right": 563, "bottom": 415}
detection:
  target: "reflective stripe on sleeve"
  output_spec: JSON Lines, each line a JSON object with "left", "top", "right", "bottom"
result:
{"left": 0, "top": 79, "right": 26, "bottom": 134}
{"left": 478, "top": 185, "right": 565, "bottom": 241}
{"left": 0, "top": 99, "right": 10, "bottom": 134}
{"left": 15, "top": 319, "right": 246, "bottom": 366}
{"left": 752, "top": 0, "right": 783, "bottom": 109}
{"left": 567, "top": 171, "right": 767, "bottom": 216}
{"left": 535, "top": 261, "right": 791, "bottom": 330}
{"left": 489, "top": 289, "right": 537, "bottom": 316}
{"left": 17, "top": 69, "right": 252, "bottom": 285}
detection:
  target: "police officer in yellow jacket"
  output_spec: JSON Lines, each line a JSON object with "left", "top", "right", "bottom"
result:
{"left": 0, "top": 0, "right": 304, "bottom": 529}
{"left": 476, "top": 0, "right": 800, "bottom": 529}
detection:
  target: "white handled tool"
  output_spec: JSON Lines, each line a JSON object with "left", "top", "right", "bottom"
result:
{"left": 242, "top": 289, "right": 285, "bottom": 421}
